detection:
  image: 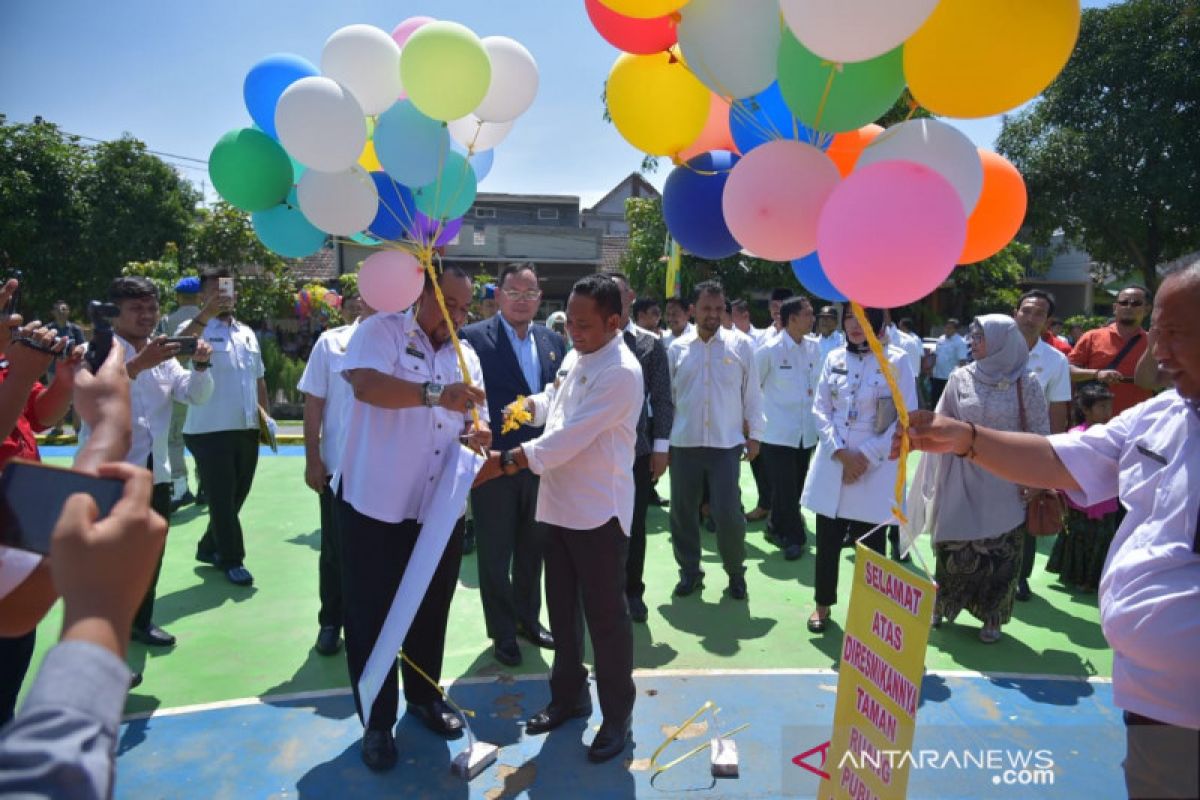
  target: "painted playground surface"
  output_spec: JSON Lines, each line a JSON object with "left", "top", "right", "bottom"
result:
{"left": 31, "top": 448, "right": 1121, "bottom": 798}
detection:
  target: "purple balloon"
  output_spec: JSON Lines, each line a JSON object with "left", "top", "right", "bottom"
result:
{"left": 412, "top": 213, "right": 463, "bottom": 247}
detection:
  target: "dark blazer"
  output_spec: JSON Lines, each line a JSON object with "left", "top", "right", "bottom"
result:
{"left": 624, "top": 326, "right": 674, "bottom": 458}
{"left": 461, "top": 315, "right": 567, "bottom": 452}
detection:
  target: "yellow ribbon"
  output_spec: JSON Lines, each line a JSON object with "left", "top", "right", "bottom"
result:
{"left": 648, "top": 700, "right": 749, "bottom": 776}
{"left": 399, "top": 650, "right": 475, "bottom": 719}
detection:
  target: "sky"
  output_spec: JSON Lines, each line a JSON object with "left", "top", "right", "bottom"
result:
{"left": 0, "top": 0, "right": 1119, "bottom": 209}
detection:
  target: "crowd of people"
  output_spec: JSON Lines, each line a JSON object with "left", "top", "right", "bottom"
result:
{"left": 0, "top": 259, "right": 1194, "bottom": 798}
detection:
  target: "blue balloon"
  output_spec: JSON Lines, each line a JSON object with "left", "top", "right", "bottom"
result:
{"left": 243, "top": 54, "right": 319, "bottom": 141}
{"left": 252, "top": 197, "right": 326, "bottom": 258}
{"left": 452, "top": 140, "right": 494, "bottom": 183}
{"left": 368, "top": 172, "right": 418, "bottom": 242}
{"left": 662, "top": 151, "right": 741, "bottom": 260}
{"left": 731, "top": 82, "right": 830, "bottom": 155}
{"left": 374, "top": 101, "right": 451, "bottom": 188}
{"left": 791, "top": 251, "right": 847, "bottom": 302}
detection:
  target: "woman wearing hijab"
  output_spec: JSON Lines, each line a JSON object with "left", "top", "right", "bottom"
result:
{"left": 801, "top": 307, "right": 919, "bottom": 634}
{"left": 908, "top": 314, "right": 1050, "bottom": 643}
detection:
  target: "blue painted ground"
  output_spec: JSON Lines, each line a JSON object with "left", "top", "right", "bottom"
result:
{"left": 115, "top": 670, "right": 1120, "bottom": 799}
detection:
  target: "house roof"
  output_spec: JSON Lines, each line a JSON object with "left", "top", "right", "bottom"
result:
{"left": 585, "top": 173, "right": 661, "bottom": 214}
{"left": 291, "top": 246, "right": 338, "bottom": 282}
{"left": 600, "top": 235, "right": 629, "bottom": 272}
{"left": 474, "top": 192, "right": 580, "bottom": 206}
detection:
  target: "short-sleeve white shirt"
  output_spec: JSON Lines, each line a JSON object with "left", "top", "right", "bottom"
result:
{"left": 1025, "top": 339, "right": 1072, "bottom": 403}
{"left": 297, "top": 321, "right": 359, "bottom": 475}
{"left": 181, "top": 318, "right": 264, "bottom": 434}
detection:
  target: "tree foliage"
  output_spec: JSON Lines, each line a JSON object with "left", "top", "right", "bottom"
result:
{"left": 996, "top": 0, "right": 1200, "bottom": 293}
{"left": 937, "top": 242, "right": 1031, "bottom": 323}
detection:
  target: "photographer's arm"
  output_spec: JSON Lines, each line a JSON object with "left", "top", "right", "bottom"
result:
{"left": 72, "top": 342, "right": 132, "bottom": 474}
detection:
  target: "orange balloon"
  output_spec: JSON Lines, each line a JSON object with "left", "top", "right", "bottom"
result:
{"left": 959, "top": 149, "right": 1027, "bottom": 264}
{"left": 678, "top": 93, "right": 738, "bottom": 162}
{"left": 826, "top": 124, "right": 883, "bottom": 177}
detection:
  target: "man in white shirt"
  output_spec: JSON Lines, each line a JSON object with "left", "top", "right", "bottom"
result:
{"left": 900, "top": 262, "right": 1200, "bottom": 800}
{"left": 930, "top": 318, "right": 969, "bottom": 407}
{"left": 478, "top": 274, "right": 643, "bottom": 764}
{"left": 298, "top": 289, "right": 374, "bottom": 657}
{"left": 755, "top": 297, "right": 821, "bottom": 561}
{"left": 1013, "top": 289, "right": 1074, "bottom": 601}
{"left": 337, "top": 266, "right": 489, "bottom": 772}
{"left": 162, "top": 276, "right": 203, "bottom": 509}
{"left": 632, "top": 296, "right": 662, "bottom": 337}
{"left": 667, "top": 280, "right": 765, "bottom": 601}
{"left": 662, "top": 296, "right": 694, "bottom": 350}
{"left": 176, "top": 269, "right": 271, "bottom": 587}
{"left": 99, "top": 277, "right": 213, "bottom": 648}
{"left": 811, "top": 306, "right": 846, "bottom": 365}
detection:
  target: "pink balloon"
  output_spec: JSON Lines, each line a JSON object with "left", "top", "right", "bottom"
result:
{"left": 817, "top": 160, "right": 967, "bottom": 308}
{"left": 359, "top": 250, "right": 425, "bottom": 313}
{"left": 721, "top": 140, "right": 841, "bottom": 262}
{"left": 391, "top": 16, "right": 436, "bottom": 47}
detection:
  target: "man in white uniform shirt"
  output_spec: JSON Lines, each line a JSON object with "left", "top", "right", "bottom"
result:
{"left": 755, "top": 297, "right": 822, "bottom": 561}
{"left": 662, "top": 296, "right": 694, "bottom": 350}
{"left": 667, "top": 280, "right": 765, "bottom": 601}
{"left": 811, "top": 306, "right": 846, "bottom": 365}
{"left": 176, "top": 269, "right": 270, "bottom": 587}
{"left": 478, "top": 274, "right": 643, "bottom": 764}
{"left": 899, "top": 262, "right": 1200, "bottom": 800}
{"left": 931, "top": 318, "right": 970, "bottom": 407}
{"left": 336, "top": 266, "right": 490, "bottom": 772}
{"left": 298, "top": 290, "right": 374, "bottom": 657}
{"left": 162, "top": 276, "right": 203, "bottom": 509}
{"left": 94, "top": 277, "right": 213, "bottom": 649}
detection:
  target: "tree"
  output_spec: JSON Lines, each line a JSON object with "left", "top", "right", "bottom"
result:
{"left": 937, "top": 242, "right": 1031, "bottom": 323}
{"left": 996, "top": 0, "right": 1200, "bottom": 294}
{"left": 123, "top": 242, "right": 184, "bottom": 312}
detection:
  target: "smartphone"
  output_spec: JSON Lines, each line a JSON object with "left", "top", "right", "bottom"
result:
{"left": 164, "top": 336, "right": 199, "bottom": 356}
{"left": 0, "top": 460, "right": 124, "bottom": 556}
{"left": 218, "top": 277, "right": 234, "bottom": 299}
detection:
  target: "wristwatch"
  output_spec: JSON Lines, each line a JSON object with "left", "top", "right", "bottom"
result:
{"left": 192, "top": 361, "right": 211, "bottom": 371}
{"left": 422, "top": 381, "right": 444, "bottom": 408}
{"left": 500, "top": 448, "right": 520, "bottom": 476}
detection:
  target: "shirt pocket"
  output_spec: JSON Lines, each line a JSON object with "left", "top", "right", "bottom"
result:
{"left": 1124, "top": 437, "right": 1169, "bottom": 498}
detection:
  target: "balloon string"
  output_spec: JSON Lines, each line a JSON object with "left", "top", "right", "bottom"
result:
{"left": 420, "top": 247, "right": 482, "bottom": 430}
{"left": 848, "top": 301, "right": 909, "bottom": 523}
{"left": 810, "top": 62, "right": 840, "bottom": 134}
{"left": 862, "top": 96, "right": 924, "bottom": 153}
{"left": 672, "top": 53, "right": 782, "bottom": 148}
{"left": 398, "top": 650, "right": 475, "bottom": 719}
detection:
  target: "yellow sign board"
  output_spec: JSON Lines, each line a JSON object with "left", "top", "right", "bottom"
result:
{"left": 823, "top": 544, "right": 936, "bottom": 800}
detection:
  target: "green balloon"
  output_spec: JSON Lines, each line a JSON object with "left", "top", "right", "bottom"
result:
{"left": 778, "top": 30, "right": 906, "bottom": 134}
{"left": 414, "top": 152, "right": 477, "bottom": 221}
{"left": 209, "top": 128, "right": 293, "bottom": 212}
{"left": 400, "top": 21, "right": 492, "bottom": 122}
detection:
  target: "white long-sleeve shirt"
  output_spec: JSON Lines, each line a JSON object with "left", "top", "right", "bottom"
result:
{"left": 522, "top": 334, "right": 642, "bottom": 536}
{"left": 755, "top": 331, "right": 822, "bottom": 449}
{"left": 667, "top": 326, "right": 764, "bottom": 448}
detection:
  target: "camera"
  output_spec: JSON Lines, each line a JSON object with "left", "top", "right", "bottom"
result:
{"left": 84, "top": 301, "right": 121, "bottom": 373}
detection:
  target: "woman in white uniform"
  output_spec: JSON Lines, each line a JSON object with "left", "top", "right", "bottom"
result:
{"left": 801, "top": 307, "right": 918, "bottom": 633}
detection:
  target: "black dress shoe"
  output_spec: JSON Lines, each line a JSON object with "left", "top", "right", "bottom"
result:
{"left": 727, "top": 576, "right": 748, "bottom": 600}
{"left": 784, "top": 543, "right": 804, "bottom": 561}
{"left": 588, "top": 718, "right": 632, "bottom": 763}
{"left": 225, "top": 565, "right": 254, "bottom": 586}
{"left": 132, "top": 623, "right": 176, "bottom": 647}
{"left": 314, "top": 625, "right": 341, "bottom": 656}
{"left": 525, "top": 700, "right": 593, "bottom": 735}
{"left": 407, "top": 699, "right": 464, "bottom": 738}
{"left": 517, "top": 622, "right": 554, "bottom": 649}
{"left": 1015, "top": 579, "right": 1032, "bottom": 602}
{"left": 130, "top": 672, "right": 144, "bottom": 689}
{"left": 807, "top": 613, "right": 830, "bottom": 634}
{"left": 673, "top": 572, "right": 704, "bottom": 597}
{"left": 628, "top": 595, "right": 648, "bottom": 623}
{"left": 494, "top": 638, "right": 522, "bottom": 666}
{"left": 170, "top": 491, "right": 195, "bottom": 513}
{"left": 361, "top": 729, "right": 397, "bottom": 771}
{"left": 195, "top": 550, "right": 218, "bottom": 566}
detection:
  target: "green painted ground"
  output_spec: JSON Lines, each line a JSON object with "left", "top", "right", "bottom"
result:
{"left": 29, "top": 455, "right": 1111, "bottom": 717}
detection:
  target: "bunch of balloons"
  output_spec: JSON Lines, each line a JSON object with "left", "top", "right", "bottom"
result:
{"left": 208, "top": 16, "right": 538, "bottom": 313}
{"left": 295, "top": 284, "right": 342, "bottom": 322}
{"left": 593, "top": 0, "right": 1080, "bottom": 307}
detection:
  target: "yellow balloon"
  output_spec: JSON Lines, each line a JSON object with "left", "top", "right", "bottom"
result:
{"left": 905, "top": 0, "right": 1080, "bottom": 118}
{"left": 607, "top": 51, "right": 709, "bottom": 157}
{"left": 358, "top": 139, "right": 382, "bottom": 172}
{"left": 598, "top": 0, "right": 689, "bottom": 19}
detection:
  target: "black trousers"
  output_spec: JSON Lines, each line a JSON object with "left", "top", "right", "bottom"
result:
{"left": 627, "top": 452, "right": 652, "bottom": 600}
{"left": 337, "top": 494, "right": 463, "bottom": 732}
{"left": 1123, "top": 711, "right": 1200, "bottom": 799}
{"left": 545, "top": 518, "right": 634, "bottom": 725}
{"left": 317, "top": 480, "right": 344, "bottom": 629}
{"left": 133, "top": 482, "right": 174, "bottom": 631}
{"left": 185, "top": 429, "right": 259, "bottom": 566}
{"left": 761, "top": 443, "right": 811, "bottom": 547}
{"left": 814, "top": 515, "right": 886, "bottom": 607}
{"left": 469, "top": 471, "right": 546, "bottom": 643}
{"left": 749, "top": 451, "right": 772, "bottom": 511}
{"left": 0, "top": 630, "right": 35, "bottom": 726}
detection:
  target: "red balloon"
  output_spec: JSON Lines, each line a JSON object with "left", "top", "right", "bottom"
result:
{"left": 585, "top": 0, "right": 677, "bottom": 54}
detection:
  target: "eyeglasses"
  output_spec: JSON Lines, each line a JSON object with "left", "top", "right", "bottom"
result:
{"left": 502, "top": 289, "right": 541, "bottom": 302}
{"left": 1115, "top": 300, "right": 1146, "bottom": 307}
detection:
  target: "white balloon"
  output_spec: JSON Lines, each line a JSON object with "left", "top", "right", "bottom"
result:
{"left": 855, "top": 118, "right": 984, "bottom": 214}
{"left": 780, "top": 0, "right": 940, "bottom": 64}
{"left": 448, "top": 115, "right": 514, "bottom": 153}
{"left": 321, "top": 24, "right": 404, "bottom": 116}
{"left": 297, "top": 166, "right": 378, "bottom": 236}
{"left": 474, "top": 36, "right": 539, "bottom": 122}
{"left": 275, "top": 76, "right": 367, "bottom": 173}
{"left": 678, "top": 0, "right": 781, "bottom": 99}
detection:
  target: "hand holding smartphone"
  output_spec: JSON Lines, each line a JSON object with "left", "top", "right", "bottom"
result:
{"left": 0, "top": 461, "right": 125, "bottom": 556}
